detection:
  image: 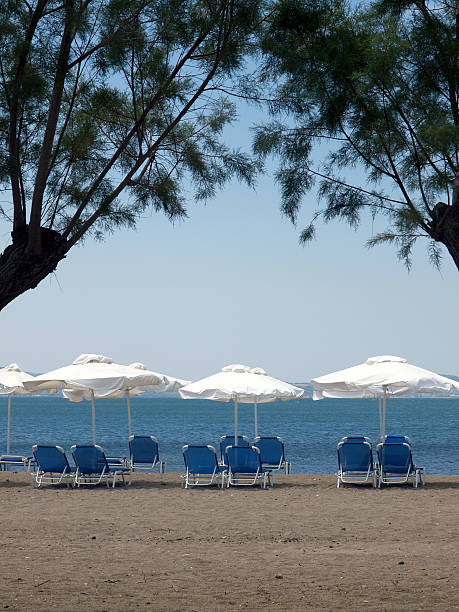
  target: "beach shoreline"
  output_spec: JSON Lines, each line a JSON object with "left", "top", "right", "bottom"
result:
{"left": 1, "top": 472, "right": 458, "bottom": 611}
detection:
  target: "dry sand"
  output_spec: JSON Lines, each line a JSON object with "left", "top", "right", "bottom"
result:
{"left": 0, "top": 472, "right": 457, "bottom": 611}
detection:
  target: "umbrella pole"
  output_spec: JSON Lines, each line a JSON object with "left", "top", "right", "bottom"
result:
{"left": 7, "top": 395, "right": 11, "bottom": 454}
{"left": 254, "top": 401, "right": 258, "bottom": 439}
{"left": 382, "top": 388, "right": 387, "bottom": 441}
{"left": 91, "top": 390, "right": 96, "bottom": 445}
{"left": 378, "top": 398, "right": 382, "bottom": 441}
{"left": 127, "top": 390, "right": 131, "bottom": 436}
{"left": 234, "top": 398, "right": 238, "bottom": 442}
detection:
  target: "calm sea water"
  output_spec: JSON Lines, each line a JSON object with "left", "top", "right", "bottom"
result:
{"left": 1, "top": 396, "right": 457, "bottom": 474}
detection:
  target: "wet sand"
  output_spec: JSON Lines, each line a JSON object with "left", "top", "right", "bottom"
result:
{"left": 0, "top": 472, "right": 458, "bottom": 611}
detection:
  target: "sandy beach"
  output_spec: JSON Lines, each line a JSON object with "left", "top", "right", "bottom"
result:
{"left": 0, "top": 472, "right": 457, "bottom": 611}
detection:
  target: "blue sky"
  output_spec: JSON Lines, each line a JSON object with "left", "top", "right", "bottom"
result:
{"left": 1, "top": 102, "right": 458, "bottom": 382}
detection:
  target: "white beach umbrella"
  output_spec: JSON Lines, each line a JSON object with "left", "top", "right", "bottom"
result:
{"left": 24, "top": 354, "right": 166, "bottom": 443}
{"left": 311, "top": 355, "right": 459, "bottom": 439}
{"left": 0, "top": 363, "right": 37, "bottom": 454}
{"left": 179, "top": 364, "right": 305, "bottom": 439}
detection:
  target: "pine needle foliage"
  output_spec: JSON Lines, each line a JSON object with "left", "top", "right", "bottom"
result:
{"left": 0, "top": 0, "right": 265, "bottom": 309}
{"left": 255, "top": 0, "right": 459, "bottom": 270}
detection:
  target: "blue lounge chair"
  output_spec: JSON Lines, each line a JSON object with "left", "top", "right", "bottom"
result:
{"left": 182, "top": 445, "right": 226, "bottom": 488}
{"left": 337, "top": 438, "right": 376, "bottom": 488}
{"left": 106, "top": 456, "right": 128, "bottom": 470}
{"left": 0, "top": 454, "right": 33, "bottom": 472}
{"left": 225, "top": 445, "right": 272, "bottom": 488}
{"left": 219, "top": 435, "right": 250, "bottom": 464}
{"left": 376, "top": 442, "right": 425, "bottom": 488}
{"left": 31, "top": 445, "right": 74, "bottom": 487}
{"left": 71, "top": 444, "right": 128, "bottom": 488}
{"left": 253, "top": 436, "right": 291, "bottom": 474}
{"left": 128, "top": 435, "right": 165, "bottom": 484}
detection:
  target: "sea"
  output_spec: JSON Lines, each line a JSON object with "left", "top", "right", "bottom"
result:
{"left": 2, "top": 396, "right": 458, "bottom": 474}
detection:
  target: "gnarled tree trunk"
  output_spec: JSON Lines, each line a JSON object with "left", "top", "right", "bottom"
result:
{"left": 429, "top": 174, "right": 459, "bottom": 271}
{"left": 0, "top": 227, "right": 67, "bottom": 311}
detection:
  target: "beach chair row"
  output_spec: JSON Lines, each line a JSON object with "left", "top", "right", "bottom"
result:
{"left": 30, "top": 435, "right": 165, "bottom": 488}
{"left": 181, "top": 435, "right": 290, "bottom": 489}
{"left": 29, "top": 434, "right": 289, "bottom": 489}
{"left": 337, "top": 435, "right": 426, "bottom": 488}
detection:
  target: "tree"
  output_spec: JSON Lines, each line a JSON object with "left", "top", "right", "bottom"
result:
{"left": 254, "top": 0, "right": 459, "bottom": 270}
{"left": 0, "top": 0, "right": 263, "bottom": 311}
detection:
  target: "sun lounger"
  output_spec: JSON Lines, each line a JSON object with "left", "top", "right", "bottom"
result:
{"left": 219, "top": 435, "right": 250, "bottom": 464}
{"left": 225, "top": 445, "right": 272, "bottom": 488}
{"left": 376, "top": 442, "right": 425, "bottom": 488}
{"left": 337, "top": 438, "right": 376, "bottom": 487}
{"left": 31, "top": 445, "right": 74, "bottom": 487}
{"left": 182, "top": 445, "right": 226, "bottom": 488}
{"left": 0, "top": 454, "right": 33, "bottom": 471}
{"left": 128, "top": 435, "right": 165, "bottom": 484}
{"left": 106, "top": 456, "right": 128, "bottom": 469}
{"left": 71, "top": 444, "right": 128, "bottom": 488}
{"left": 253, "top": 436, "right": 291, "bottom": 474}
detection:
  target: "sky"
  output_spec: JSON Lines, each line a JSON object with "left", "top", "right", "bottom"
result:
{"left": 1, "top": 105, "right": 459, "bottom": 382}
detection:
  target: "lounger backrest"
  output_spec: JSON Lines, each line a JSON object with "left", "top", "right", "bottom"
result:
{"left": 253, "top": 437, "right": 285, "bottom": 464}
{"left": 219, "top": 435, "right": 249, "bottom": 462}
{"left": 377, "top": 442, "right": 413, "bottom": 474}
{"left": 129, "top": 435, "right": 159, "bottom": 464}
{"left": 32, "top": 445, "right": 70, "bottom": 473}
{"left": 340, "top": 436, "right": 372, "bottom": 446}
{"left": 183, "top": 445, "right": 218, "bottom": 474}
{"left": 337, "top": 441, "right": 373, "bottom": 471}
{"left": 384, "top": 435, "right": 412, "bottom": 445}
{"left": 226, "top": 446, "right": 262, "bottom": 474}
{"left": 71, "top": 445, "right": 109, "bottom": 475}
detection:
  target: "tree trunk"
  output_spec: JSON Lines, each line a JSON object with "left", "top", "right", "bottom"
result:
{"left": 429, "top": 201, "right": 459, "bottom": 271}
{"left": 0, "top": 227, "right": 67, "bottom": 312}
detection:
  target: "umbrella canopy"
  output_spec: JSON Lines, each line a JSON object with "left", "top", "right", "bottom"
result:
{"left": 24, "top": 354, "right": 167, "bottom": 443}
{"left": 0, "top": 363, "right": 37, "bottom": 453}
{"left": 311, "top": 355, "right": 459, "bottom": 439}
{"left": 127, "top": 363, "right": 190, "bottom": 393}
{"left": 179, "top": 364, "right": 305, "bottom": 439}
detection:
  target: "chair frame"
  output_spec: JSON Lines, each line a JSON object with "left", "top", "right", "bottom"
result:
{"left": 339, "top": 436, "right": 372, "bottom": 445}
{"left": 128, "top": 435, "right": 165, "bottom": 484}
{"left": 376, "top": 442, "right": 425, "bottom": 488}
{"left": 71, "top": 444, "right": 128, "bottom": 488}
{"left": 31, "top": 445, "right": 74, "bottom": 487}
{"left": 337, "top": 439, "right": 377, "bottom": 488}
{"left": 226, "top": 445, "right": 273, "bottom": 488}
{"left": 253, "top": 436, "right": 291, "bottom": 474}
{"left": 182, "top": 445, "right": 226, "bottom": 488}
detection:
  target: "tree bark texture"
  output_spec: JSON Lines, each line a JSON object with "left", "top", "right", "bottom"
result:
{"left": 429, "top": 201, "right": 459, "bottom": 271}
{"left": 0, "top": 228, "right": 67, "bottom": 311}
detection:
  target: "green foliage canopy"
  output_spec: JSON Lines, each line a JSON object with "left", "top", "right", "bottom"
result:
{"left": 0, "top": 0, "right": 265, "bottom": 309}
{"left": 255, "top": 0, "right": 459, "bottom": 270}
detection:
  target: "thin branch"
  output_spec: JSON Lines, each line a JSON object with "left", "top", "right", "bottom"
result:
{"left": 62, "top": 16, "right": 218, "bottom": 241}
